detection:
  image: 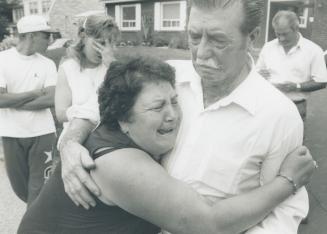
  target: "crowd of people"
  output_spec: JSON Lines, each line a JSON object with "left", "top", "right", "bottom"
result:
{"left": 0, "top": 0, "right": 325, "bottom": 233}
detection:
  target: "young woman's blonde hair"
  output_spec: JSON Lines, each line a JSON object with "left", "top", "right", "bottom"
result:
{"left": 66, "top": 14, "right": 119, "bottom": 69}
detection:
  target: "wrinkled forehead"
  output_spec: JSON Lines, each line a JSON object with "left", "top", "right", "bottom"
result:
{"left": 188, "top": 1, "right": 243, "bottom": 32}
{"left": 274, "top": 17, "right": 292, "bottom": 29}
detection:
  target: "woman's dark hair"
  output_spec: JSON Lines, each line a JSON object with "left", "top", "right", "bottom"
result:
{"left": 98, "top": 56, "right": 176, "bottom": 130}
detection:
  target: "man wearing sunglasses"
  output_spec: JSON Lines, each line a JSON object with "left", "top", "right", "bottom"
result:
{"left": 0, "top": 15, "right": 57, "bottom": 205}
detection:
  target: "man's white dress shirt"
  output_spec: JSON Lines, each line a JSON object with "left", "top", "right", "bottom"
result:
{"left": 163, "top": 60, "right": 308, "bottom": 234}
{"left": 256, "top": 34, "right": 327, "bottom": 101}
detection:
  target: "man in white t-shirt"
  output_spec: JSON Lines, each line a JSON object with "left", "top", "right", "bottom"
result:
{"left": 257, "top": 10, "right": 327, "bottom": 120}
{"left": 0, "top": 15, "right": 57, "bottom": 204}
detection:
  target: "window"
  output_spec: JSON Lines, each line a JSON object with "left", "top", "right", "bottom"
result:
{"left": 122, "top": 6, "right": 136, "bottom": 28}
{"left": 42, "top": 0, "right": 51, "bottom": 14}
{"left": 162, "top": 3, "right": 180, "bottom": 28}
{"left": 154, "top": 1, "right": 187, "bottom": 31}
{"left": 29, "top": 1, "right": 38, "bottom": 14}
{"left": 298, "top": 8, "right": 308, "bottom": 28}
{"left": 115, "top": 4, "right": 141, "bottom": 31}
{"left": 13, "top": 8, "right": 24, "bottom": 22}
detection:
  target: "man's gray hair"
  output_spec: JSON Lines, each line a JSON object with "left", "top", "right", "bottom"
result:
{"left": 272, "top": 10, "right": 299, "bottom": 31}
{"left": 189, "top": 0, "right": 263, "bottom": 35}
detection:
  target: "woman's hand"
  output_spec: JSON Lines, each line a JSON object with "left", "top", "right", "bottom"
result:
{"left": 93, "top": 39, "right": 116, "bottom": 68}
{"left": 279, "top": 146, "right": 316, "bottom": 189}
{"left": 60, "top": 139, "right": 100, "bottom": 209}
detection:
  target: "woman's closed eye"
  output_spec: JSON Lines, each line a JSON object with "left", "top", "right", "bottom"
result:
{"left": 150, "top": 103, "right": 164, "bottom": 112}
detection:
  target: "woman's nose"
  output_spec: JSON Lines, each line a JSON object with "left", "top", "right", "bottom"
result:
{"left": 164, "top": 105, "right": 177, "bottom": 122}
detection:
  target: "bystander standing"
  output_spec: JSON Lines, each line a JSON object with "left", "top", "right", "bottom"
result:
{"left": 0, "top": 15, "right": 57, "bottom": 205}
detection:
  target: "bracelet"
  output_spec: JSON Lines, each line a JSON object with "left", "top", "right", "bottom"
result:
{"left": 277, "top": 173, "right": 298, "bottom": 195}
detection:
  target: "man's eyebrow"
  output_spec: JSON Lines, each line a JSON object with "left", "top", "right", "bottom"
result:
{"left": 207, "top": 31, "right": 229, "bottom": 37}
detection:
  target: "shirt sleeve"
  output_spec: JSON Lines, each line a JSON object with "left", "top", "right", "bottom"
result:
{"left": 44, "top": 60, "right": 58, "bottom": 87}
{"left": 0, "top": 57, "right": 7, "bottom": 88}
{"left": 65, "top": 92, "right": 100, "bottom": 125}
{"left": 310, "top": 47, "right": 327, "bottom": 83}
{"left": 245, "top": 112, "right": 308, "bottom": 234}
{"left": 256, "top": 47, "right": 267, "bottom": 71}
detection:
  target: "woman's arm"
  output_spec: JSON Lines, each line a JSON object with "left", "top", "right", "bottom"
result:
{"left": 91, "top": 148, "right": 313, "bottom": 234}
{"left": 55, "top": 66, "right": 72, "bottom": 123}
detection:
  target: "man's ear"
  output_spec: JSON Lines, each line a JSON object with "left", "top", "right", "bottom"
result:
{"left": 249, "top": 27, "right": 260, "bottom": 43}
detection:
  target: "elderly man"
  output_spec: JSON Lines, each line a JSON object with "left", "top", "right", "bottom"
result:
{"left": 0, "top": 15, "right": 57, "bottom": 204}
{"left": 257, "top": 10, "right": 327, "bottom": 120}
{"left": 59, "top": 1, "right": 312, "bottom": 233}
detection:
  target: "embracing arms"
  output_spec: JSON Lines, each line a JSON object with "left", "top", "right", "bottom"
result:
{"left": 58, "top": 118, "right": 100, "bottom": 208}
{"left": 91, "top": 147, "right": 314, "bottom": 234}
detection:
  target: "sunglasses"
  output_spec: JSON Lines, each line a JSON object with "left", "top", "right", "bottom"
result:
{"left": 39, "top": 32, "right": 51, "bottom": 39}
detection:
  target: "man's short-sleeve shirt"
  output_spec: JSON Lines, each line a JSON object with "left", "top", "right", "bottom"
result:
{"left": 0, "top": 47, "right": 57, "bottom": 137}
{"left": 256, "top": 34, "right": 327, "bottom": 101}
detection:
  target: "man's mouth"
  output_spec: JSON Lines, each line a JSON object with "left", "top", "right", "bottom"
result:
{"left": 197, "top": 64, "right": 223, "bottom": 72}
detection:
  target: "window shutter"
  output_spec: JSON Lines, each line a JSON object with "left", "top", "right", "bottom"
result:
{"left": 154, "top": 2, "right": 161, "bottom": 31}
{"left": 180, "top": 1, "right": 187, "bottom": 30}
{"left": 136, "top": 3, "right": 141, "bottom": 30}
{"left": 115, "top": 5, "right": 121, "bottom": 29}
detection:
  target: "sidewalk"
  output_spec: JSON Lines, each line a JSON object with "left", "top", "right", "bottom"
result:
{"left": 299, "top": 89, "right": 327, "bottom": 234}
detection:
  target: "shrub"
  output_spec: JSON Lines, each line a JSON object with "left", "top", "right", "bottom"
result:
{"left": 152, "top": 35, "right": 169, "bottom": 47}
{"left": 168, "top": 35, "right": 189, "bottom": 50}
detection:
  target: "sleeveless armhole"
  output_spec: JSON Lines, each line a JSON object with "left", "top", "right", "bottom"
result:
{"left": 85, "top": 125, "right": 142, "bottom": 160}
{"left": 93, "top": 147, "right": 118, "bottom": 160}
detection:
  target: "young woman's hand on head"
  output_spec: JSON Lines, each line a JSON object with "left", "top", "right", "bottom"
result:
{"left": 92, "top": 39, "right": 115, "bottom": 68}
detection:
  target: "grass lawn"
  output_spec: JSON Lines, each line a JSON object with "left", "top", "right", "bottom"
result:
{"left": 44, "top": 46, "right": 191, "bottom": 67}
{"left": 115, "top": 46, "right": 191, "bottom": 61}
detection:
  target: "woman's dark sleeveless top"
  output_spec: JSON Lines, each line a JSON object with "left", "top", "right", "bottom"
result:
{"left": 17, "top": 125, "right": 160, "bottom": 234}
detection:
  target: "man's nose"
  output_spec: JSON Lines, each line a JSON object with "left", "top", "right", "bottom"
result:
{"left": 196, "top": 36, "right": 212, "bottom": 60}
{"left": 278, "top": 35, "right": 285, "bottom": 42}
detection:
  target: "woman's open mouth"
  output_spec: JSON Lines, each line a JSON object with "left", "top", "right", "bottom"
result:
{"left": 157, "top": 128, "right": 174, "bottom": 135}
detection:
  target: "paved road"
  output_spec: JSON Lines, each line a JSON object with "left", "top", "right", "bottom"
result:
{"left": 0, "top": 88, "right": 326, "bottom": 234}
{"left": 0, "top": 160, "right": 25, "bottom": 234}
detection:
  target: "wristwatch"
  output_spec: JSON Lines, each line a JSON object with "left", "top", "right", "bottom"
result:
{"left": 296, "top": 83, "right": 302, "bottom": 90}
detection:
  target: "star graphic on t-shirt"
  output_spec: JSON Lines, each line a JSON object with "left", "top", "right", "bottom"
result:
{"left": 44, "top": 151, "right": 53, "bottom": 164}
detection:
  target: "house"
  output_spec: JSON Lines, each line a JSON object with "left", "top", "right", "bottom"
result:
{"left": 22, "top": 0, "right": 53, "bottom": 17}
{"left": 9, "top": 0, "right": 24, "bottom": 24}
{"left": 48, "top": 0, "right": 105, "bottom": 39}
{"left": 7, "top": 0, "right": 105, "bottom": 39}
{"left": 103, "top": 0, "right": 327, "bottom": 50}
{"left": 103, "top": 0, "right": 188, "bottom": 46}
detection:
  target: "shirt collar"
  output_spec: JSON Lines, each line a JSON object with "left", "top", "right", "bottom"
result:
{"left": 277, "top": 33, "right": 303, "bottom": 53}
{"left": 296, "top": 33, "right": 305, "bottom": 48}
{"left": 210, "top": 61, "right": 259, "bottom": 116}
{"left": 178, "top": 55, "right": 260, "bottom": 116}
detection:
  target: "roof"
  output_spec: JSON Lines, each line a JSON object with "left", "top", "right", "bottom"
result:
{"left": 102, "top": 0, "right": 144, "bottom": 3}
